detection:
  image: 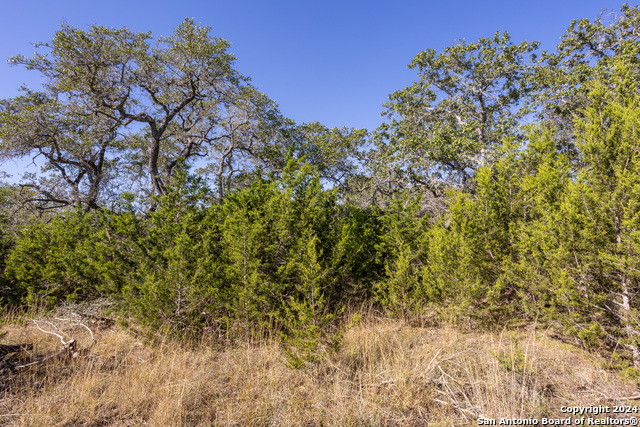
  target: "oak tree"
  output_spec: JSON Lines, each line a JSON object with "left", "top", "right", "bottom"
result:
{"left": 1, "top": 19, "right": 286, "bottom": 210}
{"left": 373, "top": 32, "right": 539, "bottom": 198}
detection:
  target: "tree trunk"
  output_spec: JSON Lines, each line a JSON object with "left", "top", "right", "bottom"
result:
{"left": 148, "top": 137, "right": 166, "bottom": 197}
{"left": 616, "top": 216, "right": 639, "bottom": 368}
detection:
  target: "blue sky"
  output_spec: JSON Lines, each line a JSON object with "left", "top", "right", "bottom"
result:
{"left": 0, "top": 0, "right": 629, "bottom": 179}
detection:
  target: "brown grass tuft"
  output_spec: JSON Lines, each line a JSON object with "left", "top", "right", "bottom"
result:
{"left": 0, "top": 311, "right": 638, "bottom": 426}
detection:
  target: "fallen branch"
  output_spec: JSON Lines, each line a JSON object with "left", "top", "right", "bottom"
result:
{"left": 0, "top": 318, "right": 95, "bottom": 376}
{"left": 32, "top": 319, "right": 74, "bottom": 347}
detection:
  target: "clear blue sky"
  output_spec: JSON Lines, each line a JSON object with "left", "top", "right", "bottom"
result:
{"left": 0, "top": 1, "right": 629, "bottom": 133}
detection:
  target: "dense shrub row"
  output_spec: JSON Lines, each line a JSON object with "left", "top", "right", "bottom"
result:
{"left": 1, "top": 6, "right": 640, "bottom": 370}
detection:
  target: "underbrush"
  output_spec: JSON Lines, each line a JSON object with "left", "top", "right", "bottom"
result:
{"left": 0, "top": 309, "right": 638, "bottom": 426}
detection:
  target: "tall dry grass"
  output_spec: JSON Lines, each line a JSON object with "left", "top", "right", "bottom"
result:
{"left": 0, "top": 309, "right": 638, "bottom": 426}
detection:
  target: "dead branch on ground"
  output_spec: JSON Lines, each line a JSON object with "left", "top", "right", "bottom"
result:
{"left": 0, "top": 317, "right": 96, "bottom": 378}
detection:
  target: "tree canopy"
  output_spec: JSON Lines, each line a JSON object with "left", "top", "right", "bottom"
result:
{"left": 0, "top": 19, "right": 295, "bottom": 210}
{"left": 2, "top": 5, "right": 640, "bottom": 370}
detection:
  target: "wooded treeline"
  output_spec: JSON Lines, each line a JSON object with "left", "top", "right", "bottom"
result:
{"left": 1, "top": 5, "right": 640, "bottom": 369}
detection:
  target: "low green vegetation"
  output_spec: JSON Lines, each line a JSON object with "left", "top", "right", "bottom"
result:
{"left": 1, "top": 5, "right": 640, "bottom": 374}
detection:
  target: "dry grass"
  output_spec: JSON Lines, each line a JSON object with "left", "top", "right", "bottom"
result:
{"left": 0, "top": 310, "right": 638, "bottom": 426}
